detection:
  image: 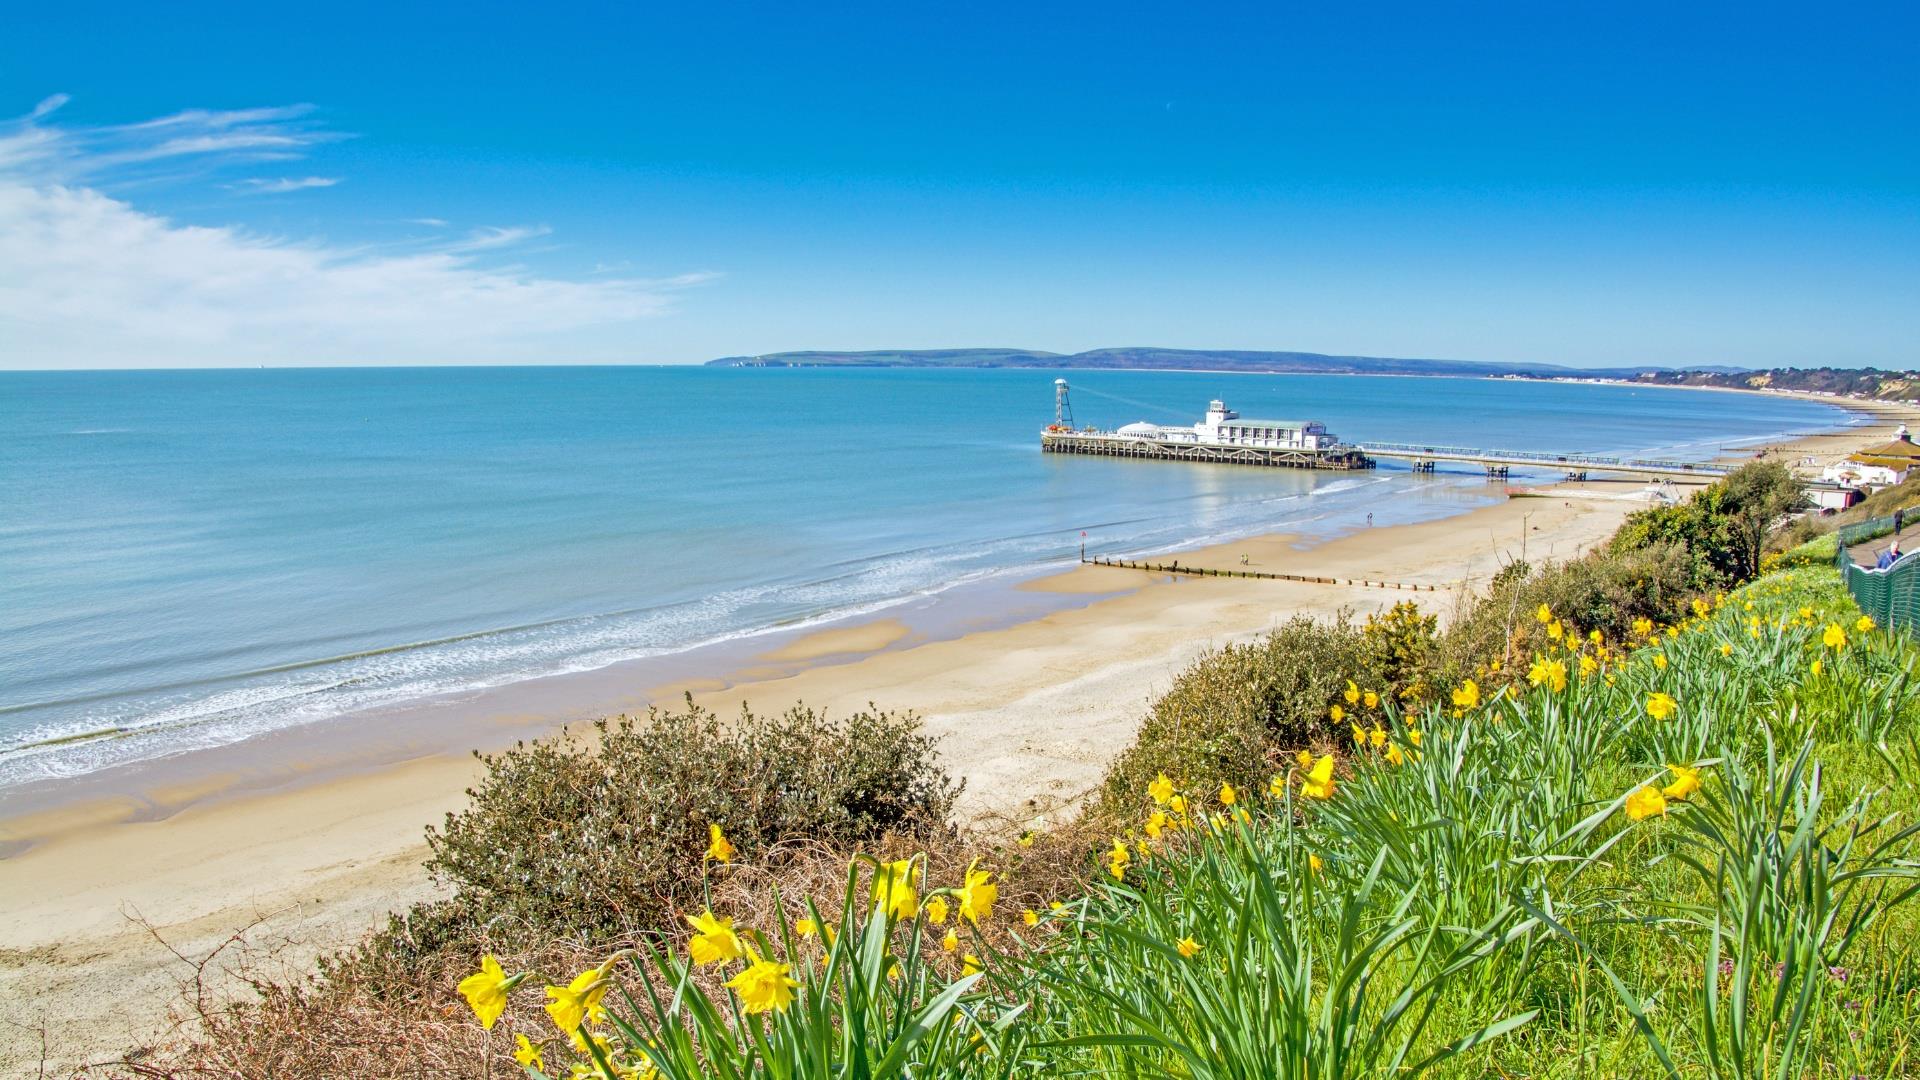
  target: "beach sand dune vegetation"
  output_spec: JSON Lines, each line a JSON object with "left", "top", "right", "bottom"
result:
{"left": 94, "top": 464, "right": 1920, "bottom": 1077}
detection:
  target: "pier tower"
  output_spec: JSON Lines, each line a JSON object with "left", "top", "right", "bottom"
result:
{"left": 1052, "top": 379, "right": 1074, "bottom": 430}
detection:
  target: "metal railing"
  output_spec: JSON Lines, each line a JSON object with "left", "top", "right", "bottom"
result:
{"left": 1836, "top": 514, "right": 1917, "bottom": 633}
{"left": 1353, "top": 442, "right": 1731, "bottom": 476}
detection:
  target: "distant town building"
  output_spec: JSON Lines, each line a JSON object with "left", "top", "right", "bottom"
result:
{"left": 1821, "top": 424, "right": 1919, "bottom": 488}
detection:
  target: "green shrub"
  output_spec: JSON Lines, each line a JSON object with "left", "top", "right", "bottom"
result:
{"left": 1095, "top": 613, "right": 1389, "bottom": 819}
{"left": 417, "top": 700, "right": 959, "bottom": 948}
{"left": 1613, "top": 460, "right": 1805, "bottom": 586}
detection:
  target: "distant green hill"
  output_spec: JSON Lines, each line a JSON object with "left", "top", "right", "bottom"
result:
{"left": 704, "top": 347, "right": 1919, "bottom": 401}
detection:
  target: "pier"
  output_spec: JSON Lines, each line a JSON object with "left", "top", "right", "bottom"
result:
{"left": 1352, "top": 442, "right": 1732, "bottom": 481}
{"left": 1041, "top": 430, "right": 1374, "bottom": 470}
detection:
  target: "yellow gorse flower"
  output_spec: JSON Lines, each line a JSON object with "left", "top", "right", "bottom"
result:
{"left": 1176, "top": 936, "right": 1202, "bottom": 958}
{"left": 724, "top": 953, "right": 800, "bottom": 1015}
{"left": 1301, "top": 754, "right": 1337, "bottom": 800}
{"left": 686, "top": 910, "right": 747, "bottom": 966}
{"left": 1645, "top": 692, "right": 1677, "bottom": 721}
{"left": 957, "top": 859, "right": 999, "bottom": 924}
{"left": 871, "top": 858, "right": 920, "bottom": 920}
{"left": 705, "top": 822, "right": 736, "bottom": 864}
{"left": 457, "top": 954, "right": 514, "bottom": 1030}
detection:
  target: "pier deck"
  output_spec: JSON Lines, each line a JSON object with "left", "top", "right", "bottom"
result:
{"left": 1353, "top": 442, "right": 1731, "bottom": 480}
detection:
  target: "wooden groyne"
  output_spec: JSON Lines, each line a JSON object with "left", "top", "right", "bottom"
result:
{"left": 1083, "top": 555, "right": 1449, "bottom": 592}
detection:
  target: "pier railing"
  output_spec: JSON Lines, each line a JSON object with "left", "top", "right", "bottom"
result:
{"left": 1353, "top": 442, "right": 1731, "bottom": 477}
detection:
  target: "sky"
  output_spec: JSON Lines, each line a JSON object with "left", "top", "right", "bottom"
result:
{"left": 2, "top": 2, "right": 1916, "bottom": 370}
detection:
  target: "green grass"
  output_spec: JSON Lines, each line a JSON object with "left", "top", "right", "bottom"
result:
{"left": 461, "top": 566, "right": 1920, "bottom": 1078}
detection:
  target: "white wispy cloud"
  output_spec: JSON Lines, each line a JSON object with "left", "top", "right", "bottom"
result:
{"left": 0, "top": 97, "right": 716, "bottom": 368}
{"left": 229, "top": 175, "right": 341, "bottom": 194}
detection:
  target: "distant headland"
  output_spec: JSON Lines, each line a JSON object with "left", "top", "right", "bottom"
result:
{"left": 706, "top": 348, "right": 1919, "bottom": 404}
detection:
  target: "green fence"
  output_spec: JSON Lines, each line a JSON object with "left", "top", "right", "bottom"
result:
{"left": 1835, "top": 514, "right": 1918, "bottom": 633}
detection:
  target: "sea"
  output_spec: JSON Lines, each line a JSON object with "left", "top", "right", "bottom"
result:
{"left": 0, "top": 366, "right": 1854, "bottom": 791}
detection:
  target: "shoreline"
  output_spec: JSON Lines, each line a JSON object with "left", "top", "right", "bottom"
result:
{"left": 3, "top": 392, "right": 1916, "bottom": 1072}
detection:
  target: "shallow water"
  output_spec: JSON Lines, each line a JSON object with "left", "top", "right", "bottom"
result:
{"left": 0, "top": 366, "right": 1850, "bottom": 787}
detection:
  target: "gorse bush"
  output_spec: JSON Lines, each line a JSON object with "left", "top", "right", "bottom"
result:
{"left": 1095, "top": 613, "right": 1382, "bottom": 822}
{"left": 420, "top": 700, "right": 959, "bottom": 946}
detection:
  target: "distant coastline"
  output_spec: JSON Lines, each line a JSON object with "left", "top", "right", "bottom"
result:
{"left": 706, "top": 347, "right": 1920, "bottom": 405}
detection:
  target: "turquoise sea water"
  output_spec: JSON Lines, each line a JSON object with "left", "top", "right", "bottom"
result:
{"left": 0, "top": 367, "right": 1851, "bottom": 789}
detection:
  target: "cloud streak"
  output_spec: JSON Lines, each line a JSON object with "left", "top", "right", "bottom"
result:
{"left": 0, "top": 97, "right": 714, "bottom": 368}
{"left": 230, "top": 175, "right": 341, "bottom": 194}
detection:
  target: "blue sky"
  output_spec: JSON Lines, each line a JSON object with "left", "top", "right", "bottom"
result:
{"left": 2, "top": 2, "right": 1915, "bottom": 369}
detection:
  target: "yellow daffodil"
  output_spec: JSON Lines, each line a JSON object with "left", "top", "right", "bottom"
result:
{"left": 1145, "top": 809, "right": 1169, "bottom": 838}
{"left": 1148, "top": 772, "right": 1174, "bottom": 805}
{"left": 1309, "top": 852, "right": 1325, "bottom": 873}
{"left": 1018, "top": 829, "right": 1035, "bottom": 848}
{"left": 1301, "top": 754, "right": 1337, "bottom": 800}
{"left": 1294, "top": 748, "right": 1314, "bottom": 769}
{"left": 1811, "top": 658, "right": 1823, "bottom": 676}
{"left": 1107, "top": 838, "right": 1131, "bottom": 880}
{"left": 796, "top": 916, "right": 820, "bottom": 937}
{"left": 1692, "top": 597, "right": 1711, "bottom": 619}
{"left": 1022, "top": 909, "right": 1039, "bottom": 927}
{"left": 1719, "top": 642, "right": 1733, "bottom": 656}
{"left": 1590, "top": 629, "right": 1604, "bottom": 644}
{"left": 961, "top": 954, "right": 983, "bottom": 977}
{"left": 1350, "top": 721, "right": 1366, "bottom": 747}
{"left": 1856, "top": 615, "right": 1875, "bottom": 633}
{"left": 1268, "top": 774, "right": 1287, "bottom": 798}
{"left": 942, "top": 928, "right": 959, "bottom": 951}
{"left": 724, "top": 954, "right": 800, "bottom": 1015}
{"left": 686, "top": 910, "right": 747, "bottom": 966}
{"left": 923, "top": 895, "right": 949, "bottom": 925}
{"left": 1363, "top": 690, "right": 1379, "bottom": 708}
{"left": 1168, "top": 793, "right": 1188, "bottom": 816}
{"left": 705, "top": 822, "right": 736, "bottom": 864}
{"left": 457, "top": 954, "right": 515, "bottom": 1030}
{"left": 1645, "top": 692, "right": 1677, "bottom": 721}
{"left": 1624, "top": 785, "right": 1668, "bottom": 822}
{"left": 871, "top": 858, "right": 920, "bottom": 920}
{"left": 1176, "top": 937, "right": 1202, "bottom": 958}
{"left": 1406, "top": 728, "right": 1422, "bottom": 747}
{"left": 1450, "top": 679, "right": 1480, "bottom": 709}
{"left": 1823, "top": 623, "right": 1847, "bottom": 650}
{"left": 1579, "top": 654, "right": 1598, "bottom": 677}
{"left": 513, "top": 1034, "right": 543, "bottom": 1070}
{"left": 1383, "top": 742, "right": 1405, "bottom": 767}
{"left": 1661, "top": 763, "right": 1701, "bottom": 801}
{"left": 1652, "top": 652, "right": 1668, "bottom": 670}
{"left": 1800, "top": 606, "right": 1814, "bottom": 620}
{"left": 1527, "top": 657, "right": 1568, "bottom": 693}
{"left": 544, "top": 967, "right": 611, "bottom": 1035}
{"left": 957, "top": 859, "right": 998, "bottom": 924}
{"left": 1536, "top": 603, "right": 1553, "bottom": 624}
{"left": 1342, "top": 679, "right": 1361, "bottom": 705}
{"left": 1330, "top": 703, "right": 1345, "bottom": 723}
{"left": 1219, "top": 782, "right": 1237, "bottom": 807}
{"left": 1547, "top": 619, "right": 1564, "bottom": 641}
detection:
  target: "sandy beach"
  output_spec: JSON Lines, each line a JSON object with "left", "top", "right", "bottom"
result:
{"left": 4, "top": 392, "right": 1916, "bottom": 1072}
